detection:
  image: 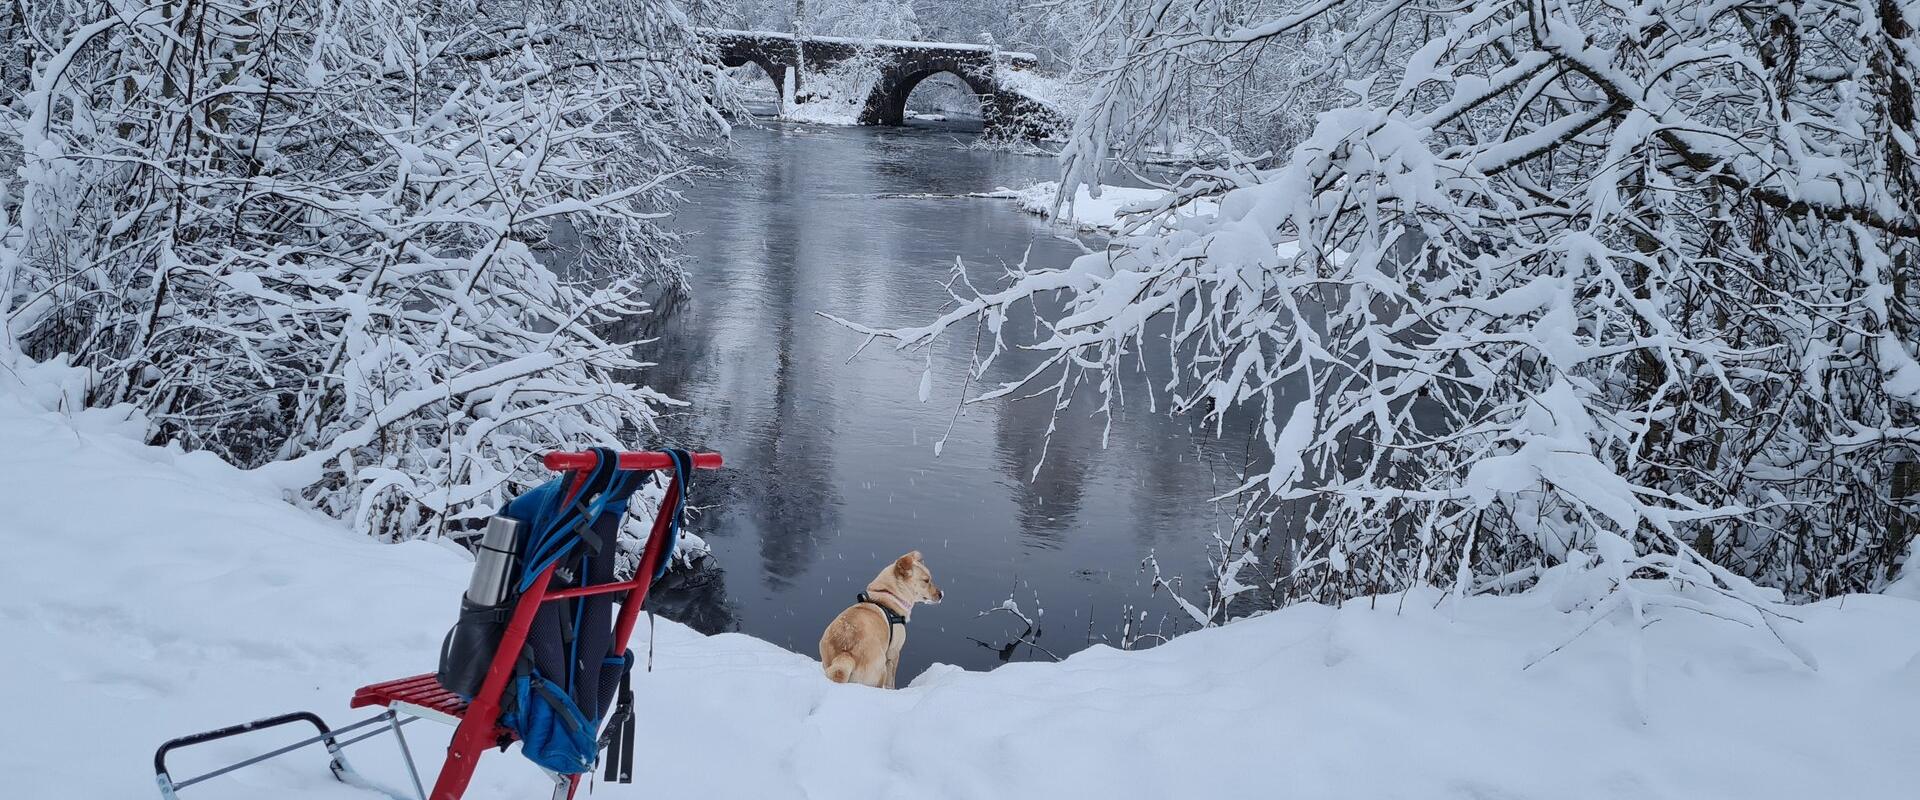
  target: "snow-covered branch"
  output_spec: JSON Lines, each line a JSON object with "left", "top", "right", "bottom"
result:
{"left": 839, "top": 0, "right": 1920, "bottom": 608}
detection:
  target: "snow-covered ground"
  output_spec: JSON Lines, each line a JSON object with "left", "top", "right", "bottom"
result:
{"left": 779, "top": 96, "right": 867, "bottom": 126}
{"left": 3, "top": 362, "right": 1918, "bottom": 799}
{"left": 982, "top": 181, "right": 1219, "bottom": 234}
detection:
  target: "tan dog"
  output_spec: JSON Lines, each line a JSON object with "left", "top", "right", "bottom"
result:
{"left": 819, "top": 551, "right": 943, "bottom": 688}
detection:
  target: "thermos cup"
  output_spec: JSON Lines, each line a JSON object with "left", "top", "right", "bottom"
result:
{"left": 437, "top": 515, "right": 525, "bottom": 698}
{"left": 464, "top": 516, "right": 523, "bottom": 606}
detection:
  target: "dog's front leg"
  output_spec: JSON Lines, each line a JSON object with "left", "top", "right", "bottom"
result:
{"left": 883, "top": 654, "right": 897, "bottom": 689}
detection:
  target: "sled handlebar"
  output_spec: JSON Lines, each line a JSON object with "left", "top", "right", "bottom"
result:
{"left": 542, "top": 450, "right": 723, "bottom": 472}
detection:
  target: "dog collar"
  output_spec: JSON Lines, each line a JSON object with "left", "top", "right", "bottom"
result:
{"left": 857, "top": 591, "right": 909, "bottom": 628}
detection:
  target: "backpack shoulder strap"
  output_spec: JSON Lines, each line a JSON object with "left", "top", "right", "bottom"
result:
{"left": 517, "top": 447, "right": 649, "bottom": 590}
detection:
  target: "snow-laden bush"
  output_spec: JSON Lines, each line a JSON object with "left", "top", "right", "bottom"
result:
{"left": 841, "top": 0, "right": 1920, "bottom": 613}
{"left": 767, "top": 0, "right": 927, "bottom": 124}
{"left": 807, "top": 0, "right": 922, "bottom": 41}
{"left": 2, "top": 0, "right": 731, "bottom": 538}
{"left": 782, "top": 48, "right": 892, "bottom": 125}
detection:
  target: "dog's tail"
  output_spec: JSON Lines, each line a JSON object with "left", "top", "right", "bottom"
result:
{"left": 824, "top": 653, "right": 857, "bottom": 684}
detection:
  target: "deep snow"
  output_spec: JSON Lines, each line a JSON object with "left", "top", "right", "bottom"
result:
{"left": 3, "top": 361, "right": 1918, "bottom": 799}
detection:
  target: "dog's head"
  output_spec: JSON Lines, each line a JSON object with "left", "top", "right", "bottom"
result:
{"left": 880, "top": 550, "right": 942, "bottom": 606}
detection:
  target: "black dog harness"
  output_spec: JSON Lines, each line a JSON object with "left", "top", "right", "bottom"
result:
{"left": 856, "top": 591, "right": 908, "bottom": 644}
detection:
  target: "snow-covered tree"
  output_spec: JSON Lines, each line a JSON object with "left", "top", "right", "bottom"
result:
{"left": 842, "top": 0, "right": 1920, "bottom": 608}
{"left": 2, "top": 0, "right": 732, "bottom": 538}
{"left": 812, "top": 0, "right": 922, "bottom": 40}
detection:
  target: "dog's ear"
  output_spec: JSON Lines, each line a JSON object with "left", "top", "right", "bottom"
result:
{"left": 893, "top": 551, "right": 922, "bottom": 578}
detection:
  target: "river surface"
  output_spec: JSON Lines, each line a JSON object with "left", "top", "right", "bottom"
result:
{"left": 643, "top": 118, "right": 1249, "bottom": 680}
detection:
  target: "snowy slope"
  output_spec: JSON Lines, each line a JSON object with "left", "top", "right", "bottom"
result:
{"left": 2, "top": 364, "right": 1918, "bottom": 799}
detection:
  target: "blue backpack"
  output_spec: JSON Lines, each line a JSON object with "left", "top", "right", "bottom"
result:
{"left": 494, "top": 448, "right": 689, "bottom": 775}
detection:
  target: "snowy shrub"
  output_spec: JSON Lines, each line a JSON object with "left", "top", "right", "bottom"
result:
{"left": 840, "top": 0, "right": 1920, "bottom": 610}
{"left": 808, "top": 0, "right": 922, "bottom": 41}
{"left": 784, "top": 48, "right": 892, "bottom": 124}
{"left": 2, "top": 0, "right": 731, "bottom": 538}
{"left": 773, "top": 0, "right": 925, "bottom": 121}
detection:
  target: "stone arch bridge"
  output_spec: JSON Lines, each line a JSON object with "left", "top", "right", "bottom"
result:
{"left": 703, "top": 29, "right": 1065, "bottom": 140}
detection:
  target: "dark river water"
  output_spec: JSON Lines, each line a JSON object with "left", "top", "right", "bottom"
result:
{"left": 642, "top": 118, "right": 1251, "bottom": 679}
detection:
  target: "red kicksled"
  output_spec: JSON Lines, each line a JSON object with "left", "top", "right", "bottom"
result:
{"left": 153, "top": 449, "right": 722, "bottom": 800}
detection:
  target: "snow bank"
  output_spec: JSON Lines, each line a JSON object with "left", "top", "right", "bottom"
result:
{"left": 780, "top": 97, "right": 867, "bottom": 126}
{"left": 2, "top": 378, "right": 1918, "bottom": 799}
{"left": 982, "top": 181, "right": 1219, "bottom": 234}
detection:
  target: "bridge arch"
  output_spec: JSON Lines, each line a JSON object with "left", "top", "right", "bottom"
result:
{"left": 860, "top": 58, "right": 997, "bottom": 127}
{"left": 714, "top": 37, "right": 790, "bottom": 101}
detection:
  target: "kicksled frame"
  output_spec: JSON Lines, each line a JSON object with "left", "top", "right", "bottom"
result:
{"left": 152, "top": 449, "right": 722, "bottom": 800}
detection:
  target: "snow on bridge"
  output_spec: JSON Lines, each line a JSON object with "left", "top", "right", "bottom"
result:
{"left": 701, "top": 28, "right": 1039, "bottom": 61}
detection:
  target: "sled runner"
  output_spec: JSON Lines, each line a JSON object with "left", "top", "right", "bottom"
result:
{"left": 153, "top": 448, "right": 722, "bottom": 800}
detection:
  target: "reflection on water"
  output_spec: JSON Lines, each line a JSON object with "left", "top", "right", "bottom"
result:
{"left": 641, "top": 119, "right": 1248, "bottom": 679}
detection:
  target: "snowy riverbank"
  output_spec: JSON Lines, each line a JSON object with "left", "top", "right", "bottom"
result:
{"left": 981, "top": 181, "right": 1218, "bottom": 234}
{"left": 2, "top": 361, "right": 1918, "bottom": 799}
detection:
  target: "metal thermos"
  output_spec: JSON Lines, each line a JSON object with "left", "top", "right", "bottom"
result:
{"left": 438, "top": 515, "right": 524, "bottom": 698}
{"left": 465, "top": 516, "right": 523, "bottom": 606}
